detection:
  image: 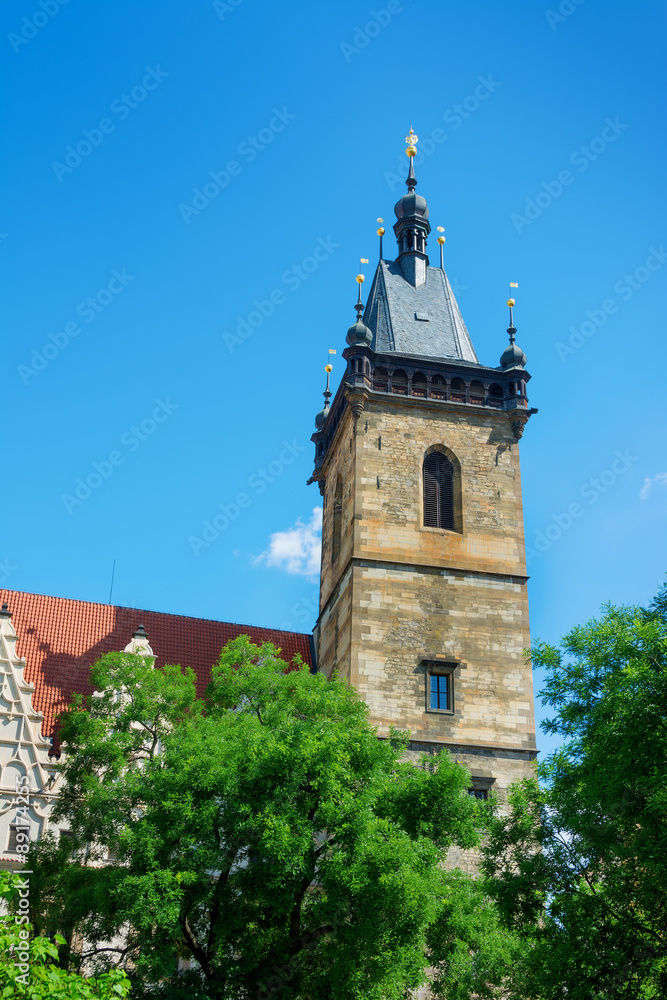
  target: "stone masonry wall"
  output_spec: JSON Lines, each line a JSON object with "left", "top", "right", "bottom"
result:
{"left": 316, "top": 391, "right": 537, "bottom": 805}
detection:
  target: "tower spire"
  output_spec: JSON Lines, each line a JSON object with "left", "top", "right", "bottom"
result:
{"left": 377, "top": 218, "right": 385, "bottom": 260}
{"left": 500, "top": 294, "right": 527, "bottom": 369}
{"left": 355, "top": 270, "right": 364, "bottom": 316}
{"left": 314, "top": 364, "right": 333, "bottom": 430}
{"left": 436, "top": 226, "right": 445, "bottom": 268}
{"left": 393, "top": 128, "right": 430, "bottom": 286}
{"left": 346, "top": 272, "right": 372, "bottom": 347}
{"left": 406, "top": 140, "right": 417, "bottom": 192}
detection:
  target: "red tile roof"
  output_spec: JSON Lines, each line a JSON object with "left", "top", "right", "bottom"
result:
{"left": 0, "top": 589, "right": 314, "bottom": 741}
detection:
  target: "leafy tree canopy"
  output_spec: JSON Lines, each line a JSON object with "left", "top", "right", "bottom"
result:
{"left": 483, "top": 581, "right": 667, "bottom": 999}
{"left": 27, "top": 637, "right": 518, "bottom": 999}
{"left": 0, "top": 870, "right": 130, "bottom": 999}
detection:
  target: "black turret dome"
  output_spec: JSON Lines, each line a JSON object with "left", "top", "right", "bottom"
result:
{"left": 393, "top": 190, "right": 429, "bottom": 221}
{"left": 346, "top": 319, "right": 373, "bottom": 347}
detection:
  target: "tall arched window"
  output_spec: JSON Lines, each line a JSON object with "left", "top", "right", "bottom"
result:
{"left": 423, "top": 451, "right": 454, "bottom": 529}
{"left": 332, "top": 476, "right": 343, "bottom": 562}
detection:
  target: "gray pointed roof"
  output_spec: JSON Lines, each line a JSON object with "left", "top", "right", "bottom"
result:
{"left": 363, "top": 260, "right": 479, "bottom": 363}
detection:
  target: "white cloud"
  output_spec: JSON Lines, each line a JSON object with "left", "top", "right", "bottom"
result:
{"left": 639, "top": 473, "right": 667, "bottom": 500}
{"left": 254, "top": 507, "right": 322, "bottom": 578}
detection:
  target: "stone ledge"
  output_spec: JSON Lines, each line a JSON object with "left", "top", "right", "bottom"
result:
{"left": 387, "top": 736, "right": 539, "bottom": 761}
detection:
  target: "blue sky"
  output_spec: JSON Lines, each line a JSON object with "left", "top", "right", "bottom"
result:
{"left": 2, "top": 0, "right": 666, "bottom": 756}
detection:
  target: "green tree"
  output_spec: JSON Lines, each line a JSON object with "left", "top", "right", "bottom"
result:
{"left": 0, "top": 871, "right": 130, "bottom": 999}
{"left": 27, "top": 637, "right": 517, "bottom": 999}
{"left": 483, "top": 582, "right": 667, "bottom": 999}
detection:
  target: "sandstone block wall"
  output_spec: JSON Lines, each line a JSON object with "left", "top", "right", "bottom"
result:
{"left": 317, "top": 393, "right": 537, "bottom": 802}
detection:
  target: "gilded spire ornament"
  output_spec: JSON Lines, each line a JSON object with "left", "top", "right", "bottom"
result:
{"left": 377, "top": 218, "right": 385, "bottom": 259}
{"left": 402, "top": 128, "right": 419, "bottom": 193}
{"left": 314, "top": 363, "right": 333, "bottom": 430}
{"left": 436, "top": 226, "right": 445, "bottom": 268}
{"left": 500, "top": 284, "right": 527, "bottom": 370}
{"left": 405, "top": 128, "right": 418, "bottom": 156}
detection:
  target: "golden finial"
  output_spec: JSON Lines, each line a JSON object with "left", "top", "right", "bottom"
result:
{"left": 376, "top": 218, "right": 385, "bottom": 258}
{"left": 437, "top": 236, "right": 446, "bottom": 245}
{"left": 325, "top": 364, "right": 333, "bottom": 373}
{"left": 507, "top": 288, "right": 517, "bottom": 332}
{"left": 356, "top": 274, "right": 365, "bottom": 284}
{"left": 405, "top": 128, "right": 418, "bottom": 157}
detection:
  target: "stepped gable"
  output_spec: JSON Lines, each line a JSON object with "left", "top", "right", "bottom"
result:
{"left": 0, "top": 589, "right": 313, "bottom": 740}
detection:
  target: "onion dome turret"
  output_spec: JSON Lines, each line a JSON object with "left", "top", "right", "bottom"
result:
{"left": 499, "top": 297, "right": 527, "bottom": 369}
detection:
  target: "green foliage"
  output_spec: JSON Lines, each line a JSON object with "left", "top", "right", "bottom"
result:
{"left": 483, "top": 581, "right": 667, "bottom": 999}
{"left": 27, "top": 638, "right": 517, "bottom": 999}
{"left": 0, "top": 871, "right": 130, "bottom": 999}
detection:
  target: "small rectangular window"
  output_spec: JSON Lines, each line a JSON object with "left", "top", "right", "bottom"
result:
{"left": 468, "top": 777, "right": 495, "bottom": 799}
{"left": 430, "top": 673, "right": 449, "bottom": 711}
{"left": 423, "top": 660, "right": 457, "bottom": 714}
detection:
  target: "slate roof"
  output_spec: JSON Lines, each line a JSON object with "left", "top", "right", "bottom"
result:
{"left": 363, "top": 260, "right": 479, "bottom": 363}
{"left": 0, "top": 589, "right": 314, "bottom": 740}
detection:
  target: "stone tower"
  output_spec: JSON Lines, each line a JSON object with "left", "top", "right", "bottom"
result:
{"left": 310, "top": 133, "right": 538, "bottom": 805}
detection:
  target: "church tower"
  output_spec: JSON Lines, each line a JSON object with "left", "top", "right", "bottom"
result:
{"left": 310, "top": 132, "right": 538, "bottom": 808}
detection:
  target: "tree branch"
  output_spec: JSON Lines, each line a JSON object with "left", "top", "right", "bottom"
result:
{"left": 289, "top": 875, "right": 313, "bottom": 952}
{"left": 313, "top": 834, "right": 337, "bottom": 859}
{"left": 553, "top": 831, "right": 665, "bottom": 947}
{"left": 288, "top": 801, "right": 320, "bottom": 952}
{"left": 207, "top": 844, "right": 240, "bottom": 955}
{"left": 296, "top": 923, "right": 335, "bottom": 952}
{"left": 181, "top": 913, "right": 214, "bottom": 981}
{"left": 246, "top": 695, "right": 264, "bottom": 725}
{"left": 79, "top": 944, "right": 132, "bottom": 961}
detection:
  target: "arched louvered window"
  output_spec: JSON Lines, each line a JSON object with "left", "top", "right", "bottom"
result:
{"left": 332, "top": 476, "right": 343, "bottom": 563}
{"left": 470, "top": 380, "right": 485, "bottom": 404}
{"left": 412, "top": 372, "right": 427, "bottom": 397}
{"left": 391, "top": 370, "right": 408, "bottom": 395}
{"left": 423, "top": 451, "right": 454, "bottom": 529}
